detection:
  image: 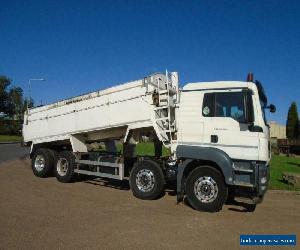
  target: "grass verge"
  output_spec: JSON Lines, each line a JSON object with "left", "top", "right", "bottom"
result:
{"left": 269, "top": 154, "right": 300, "bottom": 191}
{"left": 0, "top": 135, "right": 22, "bottom": 142}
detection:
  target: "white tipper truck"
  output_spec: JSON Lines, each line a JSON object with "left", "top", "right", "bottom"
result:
{"left": 23, "top": 72, "right": 275, "bottom": 212}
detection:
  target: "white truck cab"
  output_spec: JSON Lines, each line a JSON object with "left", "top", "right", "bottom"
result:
{"left": 175, "top": 75, "right": 275, "bottom": 211}
{"left": 23, "top": 72, "right": 275, "bottom": 212}
{"left": 177, "top": 80, "right": 270, "bottom": 162}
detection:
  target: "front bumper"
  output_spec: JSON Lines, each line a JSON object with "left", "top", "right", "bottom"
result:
{"left": 232, "top": 161, "right": 270, "bottom": 204}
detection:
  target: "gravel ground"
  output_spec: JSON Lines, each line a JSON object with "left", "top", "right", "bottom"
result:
{"left": 0, "top": 158, "right": 299, "bottom": 249}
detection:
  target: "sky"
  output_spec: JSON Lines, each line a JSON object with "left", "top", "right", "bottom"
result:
{"left": 0, "top": 0, "right": 299, "bottom": 124}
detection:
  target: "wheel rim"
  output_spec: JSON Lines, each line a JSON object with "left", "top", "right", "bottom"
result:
{"left": 34, "top": 154, "right": 45, "bottom": 172}
{"left": 194, "top": 176, "right": 218, "bottom": 203}
{"left": 57, "top": 158, "right": 68, "bottom": 176}
{"left": 136, "top": 169, "right": 155, "bottom": 192}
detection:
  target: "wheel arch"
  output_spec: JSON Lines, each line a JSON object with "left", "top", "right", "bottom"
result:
{"left": 176, "top": 145, "right": 234, "bottom": 184}
{"left": 182, "top": 159, "right": 225, "bottom": 183}
{"left": 176, "top": 145, "right": 234, "bottom": 202}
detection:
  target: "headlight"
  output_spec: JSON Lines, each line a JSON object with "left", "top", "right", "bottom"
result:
{"left": 261, "top": 177, "right": 267, "bottom": 184}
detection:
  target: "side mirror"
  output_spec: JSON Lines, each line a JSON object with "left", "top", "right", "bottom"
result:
{"left": 267, "top": 104, "right": 276, "bottom": 113}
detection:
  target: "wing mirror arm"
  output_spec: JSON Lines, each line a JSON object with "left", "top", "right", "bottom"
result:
{"left": 248, "top": 123, "right": 263, "bottom": 132}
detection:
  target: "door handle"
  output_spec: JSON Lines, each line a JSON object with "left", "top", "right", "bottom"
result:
{"left": 211, "top": 135, "right": 218, "bottom": 143}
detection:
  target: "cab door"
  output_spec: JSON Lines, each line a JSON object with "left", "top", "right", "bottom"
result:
{"left": 201, "top": 90, "right": 259, "bottom": 161}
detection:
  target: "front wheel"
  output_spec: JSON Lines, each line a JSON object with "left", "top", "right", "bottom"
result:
{"left": 129, "top": 160, "right": 164, "bottom": 200}
{"left": 244, "top": 203, "right": 256, "bottom": 212}
{"left": 185, "top": 166, "right": 227, "bottom": 212}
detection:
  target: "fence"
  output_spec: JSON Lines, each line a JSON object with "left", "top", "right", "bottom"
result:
{"left": 277, "top": 138, "right": 300, "bottom": 155}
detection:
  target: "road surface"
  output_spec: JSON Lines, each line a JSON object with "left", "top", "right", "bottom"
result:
{"left": 0, "top": 158, "right": 299, "bottom": 249}
{"left": 0, "top": 143, "right": 30, "bottom": 163}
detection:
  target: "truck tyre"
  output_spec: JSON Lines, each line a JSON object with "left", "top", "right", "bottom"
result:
{"left": 129, "top": 160, "right": 164, "bottom": 200}
{"left": 32, "top": 148, "right": 55, "bottom": 178}
{"left": 185, "top": 166, "right": 227, "bottom": 212}
{"left": 55, "top": 151, "right": 76, "bottom": 183}
{"left": 244, "top": 204, "right": 256, "bottom": 212}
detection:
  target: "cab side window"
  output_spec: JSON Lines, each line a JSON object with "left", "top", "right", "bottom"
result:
{"left": 202, "top": 91, "right": 252, "bottom": 123}
{"left": 202, "top": 93, "right": 215, "bottom": 117}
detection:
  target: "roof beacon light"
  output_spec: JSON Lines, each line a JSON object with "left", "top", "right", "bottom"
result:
{"left": 247, "top": 72, "right": 254, "bottom": 82}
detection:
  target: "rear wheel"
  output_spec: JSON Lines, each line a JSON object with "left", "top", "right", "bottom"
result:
{"left": 55, "top": 151, "right": 76, "bottom": 183}
{"left": 32, "top": 148, "right": 56, "bottom": 178}
{"left": 129, "top": 160, "right": 164, "bottom": 200}
{"left": 185, "top": 166, "right": 227, "bottom": 212}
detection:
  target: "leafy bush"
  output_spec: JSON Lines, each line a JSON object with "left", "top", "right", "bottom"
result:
{"left": 0, "top": 119, "right": 22, "bottom": 135}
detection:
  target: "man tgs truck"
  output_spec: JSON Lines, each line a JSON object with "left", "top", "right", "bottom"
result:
{"left": 23, "top": 71, "right": 275, "bottom": 212}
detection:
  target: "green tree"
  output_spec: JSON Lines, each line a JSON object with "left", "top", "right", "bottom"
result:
{"left": 0, "top": 75, "right": 29, "bottom": 121}
{"left": 7, "top": 87, "right": 24, "bottom": 120}
{"left": 298, "top": 121, "right": 300, "bottom": 138}
{"left": 0, "top": 75, "right": 11, "bottom": 114}
{"left": 286, "top": 102, "right": 299, "bottom": 139}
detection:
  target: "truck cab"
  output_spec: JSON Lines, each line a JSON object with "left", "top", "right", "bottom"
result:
{"left": 175, "top": 75, "right": 275, "bottom": 211}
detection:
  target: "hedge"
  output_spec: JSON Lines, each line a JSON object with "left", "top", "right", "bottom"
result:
{"left": 0, "top": 119, "right": 22, "bottom": 135}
